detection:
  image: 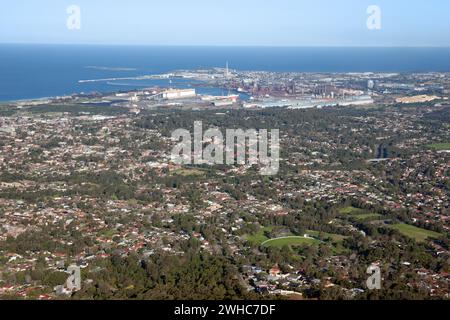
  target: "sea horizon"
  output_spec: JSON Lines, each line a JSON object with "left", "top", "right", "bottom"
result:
{"left": 3, "top": 42, "right": 450, "bottom": 48}
{"left": 1, "top": 44, "right": 450, "bottom": 102}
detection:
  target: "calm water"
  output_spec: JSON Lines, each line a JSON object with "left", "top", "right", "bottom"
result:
{"left": 1, "top": 44, "right": 450, "bottom": 101}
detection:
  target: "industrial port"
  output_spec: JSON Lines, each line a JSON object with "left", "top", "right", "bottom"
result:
{"left": 8, "top": 66, "right": 450, "bottom": 112}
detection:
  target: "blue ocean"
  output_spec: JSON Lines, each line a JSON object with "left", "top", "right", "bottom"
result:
{"left": 1, "top": 44, "right": 450, "bottom": 102}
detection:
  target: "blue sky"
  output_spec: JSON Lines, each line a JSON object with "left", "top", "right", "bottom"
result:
{"left": 1, "top": 0, "right": 449, "bottom": 46}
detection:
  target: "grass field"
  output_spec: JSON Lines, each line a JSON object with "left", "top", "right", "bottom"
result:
{"left": 171, "top": 168, "right": 205, "bottom": 177}
{"left": 261, "top": 236, "right": 321, "bottom": 248}
{"left": 353, "top": 213, "right": 382, "bottom": 221}
{"left": 389, "top": 223, "right": 442, "bottom": 242}
{"left": 339, "top": 206, "right": 366, "bottom": 215}
{"left": 247, "top": 228, "right": 342, "bottom": 249}
{"left": 340, "top": 206, "right": 382, "bottom": 221}
{"left": 306, "top": 230, "right": 347, "bottom": 242}
{"left": 245, "top": 226, "right": 273, "bottom": 245}
{"left": 306, "top": 230, "right": 348, "bottom": 254}
{"left": 428, "top": 142, "right": 450, "bottom": 151}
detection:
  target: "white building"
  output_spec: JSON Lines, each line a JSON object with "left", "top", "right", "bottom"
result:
{"left": 162, "top": 89, "right": 196, "bottom": 100}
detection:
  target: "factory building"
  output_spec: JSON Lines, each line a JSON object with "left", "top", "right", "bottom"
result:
{"left": 162, "top": 89, "right": 196, "bottom": 100}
